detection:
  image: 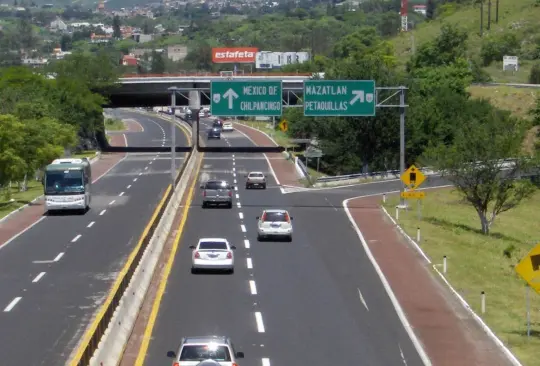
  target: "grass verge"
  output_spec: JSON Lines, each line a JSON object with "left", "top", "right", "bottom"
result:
{"left": 104, "top": 118, "right": 126, "bottom": 131}
{"left": 468, "top": 85, "right": 538, "bottom": 120}
{"left": 382, "top": 188, "right": 540, "bottom": 365}
{"left": 0, "top": 180, "right": 43, "bottom": 220}
{"left": 72, "top": 150, "right": 98, "bottom": 159}
{"left": 239, "top": 120, "right": 295, "bottom": 148}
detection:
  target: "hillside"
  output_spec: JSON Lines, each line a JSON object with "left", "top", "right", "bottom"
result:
{"left": 391, "top": 0, "right": 540, "bottom": 83}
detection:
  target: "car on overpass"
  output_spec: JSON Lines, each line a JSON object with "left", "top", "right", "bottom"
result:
{"left": 190, "top": 238, "right": 236, "bottom": 274}
{"left": 167, "top": 335, "right": 245, "bottom": 365}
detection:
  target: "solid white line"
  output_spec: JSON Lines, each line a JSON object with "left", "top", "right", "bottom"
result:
{"left": 255, "top": 312, "right": 265, "bottom": 332}
{"left": 133, "top": 178, "right": 138, "bottom": 182}
{"left": 119, "top": 192, "right": 125, "bottom": 196}
{"left": 343, "top": 198, "right": 432, "bottom": 366}
{"left": 109, "top": 200, "right": 116, "bottom": 205}
{"left": 87, "top": 221, "right": 95, "bottom": 228}
{"left": 262, "top": 358, "right": 271, "bottom": 366}
{"left": 53, "top": 252, "right": 64, "bottom": 262}
{"left": 32, "top": 272, "right": 46, "bottom": 283}
{"left": 358, "top": 288, "right": 369, "bottom": 311}
{"left": 235, "top": 194, "right": 240, "bottom": 199}
{"left": 246, "top": 258, "right": 253, "bottom": 269}
{"left": 249, "top": 280, "right": 258, "bottom": 295}
{"left": 244, "top": 239, "right": 250, "bottom": 249}
{"left": 3, "top": 297, "right": 22, "bottom": 312}
{"left": 127, "top": 184, "right": 132, "bottom": 189}
{"left": 239, "top": 212, "right": 244, "bottom": 219}
{"left": 99, "top": 210, "right": 106, "bottom": 216}
{"left": 241, "top": 225, "right": 246, "bottom": 232}
{"left": 237, "top": 202, "right": 242, "bottom": 208}
{"left": 71, "top": 234, "right": 82, "bottom": 243}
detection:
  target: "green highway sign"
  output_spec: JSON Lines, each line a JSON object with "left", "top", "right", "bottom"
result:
{"left": 211, "top": 81, "right": 283, "bottom": 117}
{"left": 303, "top": 80, "right": 376, "bottom": 117}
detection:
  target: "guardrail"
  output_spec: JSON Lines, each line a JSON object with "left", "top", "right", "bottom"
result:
{"left": 69, "top": 123, "right": 193, "bottom": 366}
{"left": 121, "top": 72, "right": 313, "bottom": 78}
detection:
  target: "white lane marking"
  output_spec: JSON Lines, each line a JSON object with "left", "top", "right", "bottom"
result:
{"left": 32, "top": 272, "right": 46, "bottom": 283}
{"left": 87, "top": 221, "right": 95, "bottom": 228}
{"left": 71, "top": 234, "right": 82, "bottom": 243}
{"left": 127, "top": 184, "right": 132, "bottom": 189}
{"left": 139, "top": 172, "right": 143, "bottom": 176}
{"left": 262, "top": 358, "right": 271, "bottom": 366}
{"left": 343, "top": 198, "right": 432, "bottom": 365}
{"left": 239, "top": 212, "right": 244, "bottom": 219}
{"left": 241, "top": 225, "right": 246, "bottom": 232}
{"left": 234, "top": 179, "right": 237, "bottom": 184}
{"left": 109, "top": 200, "right": 116, "bottom": 205}
{"left": 133, "top": 178, "right": 138, "bottom": 182}
{"left": 233, "top": 173, "right": 236, "bottom": 177}
{"left": 145, "top": 166, "right": 148, "bottom": 170}
{"left": 235, "top": 194, "right": 240, "bottom": 199}
{"left": 232, "top": 154, "right": 235, "bottom": 158}
{"left": 54, "top": 252, "right": 64, "bottom": 262}
{"left": 399, "top": 344, "right": 408, "bottom": 365}
{"left": 255, "top": 312, "right": 265, "bottom": 332}
{"left": 249, "top": 280, "right": 258, "bottom": 295}
{"left": 358, "top": 288, "right": 369, "bottom": 311}
{"left": 246, "top": 258, "right": 253, "bottom": 269}
{"left": 119, "top": 192, "right": 125, "bottom": 197}
{"left": 244, "top": 239, "right": 250, "bottom": 249}
{"left": 233, "top": 161, "right": 235, "bottom": 165}
{"left": 3, "top": 297, "right": 22, "bottom": 312}
{"left": 237, "top": 202, "right": 242, "bottom": 208}
{"left": 234, "top": 186, "right": 238, "bottom": 191}
{"left": 99, "top": 209, "right": 106, "bottom": 216}
{"left": 149, "top": 161, "right": 153, "bottom": 164}
{"left": 233, "top": 167, "right": 236, "bottom": 172}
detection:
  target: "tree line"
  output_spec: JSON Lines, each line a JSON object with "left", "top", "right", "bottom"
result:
{"left": 0, "top": 51, "right": 119, "bottom": 197}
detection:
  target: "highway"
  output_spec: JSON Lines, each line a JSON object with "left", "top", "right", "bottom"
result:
{"left": 0, "top": 110, "right": 188, "bottom": 366}
{"left": 140, "top": 118, "right": 426, "bottom": 366}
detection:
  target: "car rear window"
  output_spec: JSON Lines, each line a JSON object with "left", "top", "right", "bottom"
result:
{"left": 180, "top": 345, "right": 231, "bottom": 361}
{"left": 199, "top": 241, "right": 228, "bottom": 250}
{"left": 262, "top": 211, "right": 289, "bottom": 222}
{"left": 205, "top": 181, "right": 230, "bottom": 190}
{"left": 249, "top": 173, "right": 264, "bottom": 177}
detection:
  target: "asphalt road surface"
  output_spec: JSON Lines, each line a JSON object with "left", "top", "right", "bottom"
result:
{"left": 0, "top": 110, "right": 187, "bottom": 366}
{"left": 141, "top": 118, "right": 427, "bottom": 366}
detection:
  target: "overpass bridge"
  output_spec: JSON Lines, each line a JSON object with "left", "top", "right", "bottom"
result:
{"left": 106, "top": 72, "right": 313, "bottom": 108}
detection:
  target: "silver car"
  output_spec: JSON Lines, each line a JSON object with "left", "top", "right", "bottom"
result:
{"left": 201, "top": 180, "right": 233, "bottom": 208}
{"left": 167, "top": 335, "right": 245, "bottom": 366}
{"left": 245, "top": 171, "right": 266, "bottom": 189}
{"left": 190, "top": 238, "right": 236, "bottom": 274}
{"left": 256, "top": 209, "right": 293, "bottom": 242}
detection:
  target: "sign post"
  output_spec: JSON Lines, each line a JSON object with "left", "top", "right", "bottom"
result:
{"left": 303, "top": 80, "right": 376, "bottom": 117}
{"left": 400, "top": 165, "right": 426, "bottom": 219}
{"left": 515, "top": 242, "right": 540, "bottom": 339}
{"left": 211, "top": 80, "right": 282, "bottom": 117}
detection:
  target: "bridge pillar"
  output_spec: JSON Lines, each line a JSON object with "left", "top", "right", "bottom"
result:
{"left": 188, "top": 90, "right": 201, "bottom": 110}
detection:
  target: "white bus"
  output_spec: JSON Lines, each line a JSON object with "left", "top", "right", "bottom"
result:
{"left": 43, "top": 158, "right": 92, "bottom": 213}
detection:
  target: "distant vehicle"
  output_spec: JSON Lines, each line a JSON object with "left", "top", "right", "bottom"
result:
{"left": 256, "top": 209, "right": 293, "bottom": 241}
{"left": 207, "top": 127, "right": 221, "bottom": 139}
{"left": 190, "top": 238, "right": 236, "bottom": 274}
{"left": 199, "top": 110, "right": 206, "bottom": 117}
{"left": 167, "top": 336, "right": 245, "bottom": 365}
{"left": 245, "top": 171, "right": 266, "bottom": 189}
{"left": 201, "top": 180, "right": 233, "bottom": 208}
{"left": 43, "top": 158, "right": 92, "bottom": 214}
{"left": 222, "top": 121, "right": 233, "bottom": 132}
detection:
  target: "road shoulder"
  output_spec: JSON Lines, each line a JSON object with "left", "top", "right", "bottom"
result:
{"left": 232, "top": 122, "right": 304, "bottom": 188}
{"left": 345, "top": 195, "right": 514, "bottom": 366}
{"left": 0, "top": 133, "right": 127, "bottom": 249}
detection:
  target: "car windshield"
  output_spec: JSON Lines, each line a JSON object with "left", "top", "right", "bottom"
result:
{"left": 45, "top": 170, "right": 84, "bottom": 194}
{"left": 179, "top": 345, "right": 231, "bottom": 361}
{"left": 249, "top": 173, "right": 264, "bottom": 178}
{"left": 199, "top": 241, "right": 228, "bottom": 250}
{"left": 262, "top": 211, "right": 289, "bottom": 222}
{"left": 205, "top": 181, "right": 230, "bottom": 190}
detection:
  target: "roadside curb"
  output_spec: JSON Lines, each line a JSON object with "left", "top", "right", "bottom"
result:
{"left": 0, "top": 151, "right": 102, "bottom": 225}
{"left": 380, "top": 205, "right": 523, "bottom": 366}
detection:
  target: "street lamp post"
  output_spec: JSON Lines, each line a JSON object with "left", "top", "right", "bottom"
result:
{"left": 168, "top": 87, "right": 179, "bottom": 188}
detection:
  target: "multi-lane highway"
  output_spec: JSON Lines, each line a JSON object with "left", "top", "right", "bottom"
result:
{"left": 0, "top": 110, "right": 188, "bottom": 366}
{"left": 138, "top": 118, "right": 426, "bottom": 366}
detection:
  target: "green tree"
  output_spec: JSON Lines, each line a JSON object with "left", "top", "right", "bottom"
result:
{"left": 426, "top": 0, "right": 436, "bottom": 19}
{"left": 422, "top": 103, "right": 537, "bottom": 235}
{"left": 150, "top": 50, "right": 166, "bottom": 73}
{"left": 0, "top": 114, "right": 27, "bottom": 194}
{"left": 113, "top": 15, "right": 122, "bottom": 39}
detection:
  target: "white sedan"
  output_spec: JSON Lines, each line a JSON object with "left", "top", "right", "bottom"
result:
{"left": 256, "top": 209, "right": 293, "bottom": 242}
{"left": 190, "top": 238, "right": 236, "bottom": 274}
{"left": 222, "top": 121, "right": 234, "bottom": 132}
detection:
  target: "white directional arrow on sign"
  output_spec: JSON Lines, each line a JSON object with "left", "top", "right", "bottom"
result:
{"left": 350, "top": 90, "right": 365, "bottom": 105}
{"left": 223, "top": 88, "right": 239, "bottom": 109}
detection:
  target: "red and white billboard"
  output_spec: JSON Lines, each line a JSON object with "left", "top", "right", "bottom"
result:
{"left": 212, "top": 47, "right": 258, "bottom": 63}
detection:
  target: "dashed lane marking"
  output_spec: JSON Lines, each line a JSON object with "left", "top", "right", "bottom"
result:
{"left": 32, "top": 272, "right": 46, "bottom": 283}
{"left": 3, "top": 297, "right": 22, "bottom": 312}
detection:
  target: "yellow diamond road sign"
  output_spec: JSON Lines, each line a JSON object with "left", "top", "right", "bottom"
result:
{"left": 279, "top": 119, "right": 288, "bottom": 132}
{"left": 401, "top": 165, "right": 426, "bottom": 190}
{"left": 515, "top": 242, "right": 540, "bottom": 294}
{"left": 401, "top": 191, "right": 426, "bottom": 199}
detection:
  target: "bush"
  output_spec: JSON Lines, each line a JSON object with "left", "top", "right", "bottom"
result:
{"left": 529, "top": 62, "right": 540, "bottom": 84}
{"left": 480, "top": 33, "right": 520, "bottom": 66}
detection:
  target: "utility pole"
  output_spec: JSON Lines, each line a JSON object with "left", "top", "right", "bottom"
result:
{"left": 495, "top": 0, "right": 499, "bottom": 23}
{"left": 168, "top": 87, "right": 178, "bottom": 187}
{"left": 487, "top": 0, "right": 491, "bottom": 30}
{"left": 480, "top": 0, "right": 484, "bottom": 36}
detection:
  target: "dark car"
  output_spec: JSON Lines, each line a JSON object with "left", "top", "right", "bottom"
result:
{"left": 213, "top": 120, "right": 223, "bottom": 128}
{"left": 207, "top": 126, "right": 221, "bottom": 139}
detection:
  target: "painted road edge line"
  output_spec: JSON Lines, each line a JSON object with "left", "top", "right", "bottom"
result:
{"left": 343, "top": 196, "right": 432, "bottom": 366}
{"left": 133, "top": 153, "right": 204, "bottom": 366}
